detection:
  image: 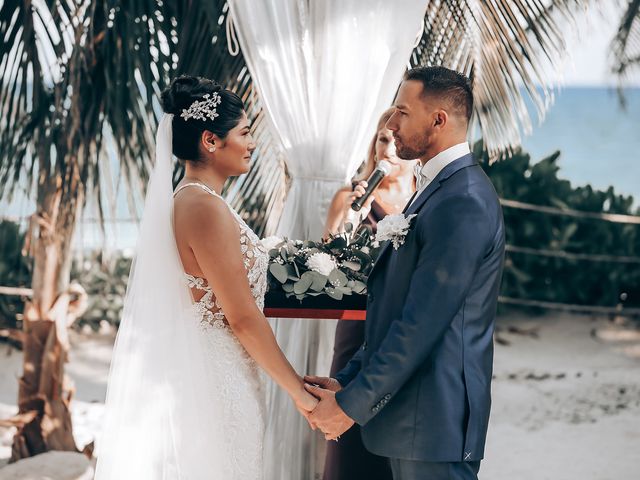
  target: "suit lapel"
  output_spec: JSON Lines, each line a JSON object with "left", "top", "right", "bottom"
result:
{"left": 367, "top": 153, "right": 477, "bottom": 282}
{"left": 405, "top": 153, "right": 476, "bottom": 215}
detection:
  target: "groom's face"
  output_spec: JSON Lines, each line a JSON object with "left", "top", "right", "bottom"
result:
{"left": 386, "top": 80, "right": 438, "bottom": 161}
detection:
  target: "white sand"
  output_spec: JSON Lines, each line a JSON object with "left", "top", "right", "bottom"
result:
{"left": 0, "top": 452, "right": 93, "bottom": 480}
{"left": 0, "top": 314, "right": 639, "bottom": 479}
{"left": 483, "top": 313, "right": 640, "bottom": 480}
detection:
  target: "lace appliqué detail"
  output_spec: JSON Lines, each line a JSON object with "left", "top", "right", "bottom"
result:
{"left": 185, "top": 214, "right": 268, "bottom": 329}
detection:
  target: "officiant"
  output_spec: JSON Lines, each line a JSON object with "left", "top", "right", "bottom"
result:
{"left": 322, "top": 107, "right": 416, "bottom": 480}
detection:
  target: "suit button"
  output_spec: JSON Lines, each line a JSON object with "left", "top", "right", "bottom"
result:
{"left": 384, "top": 394, "right": 391, "bottom": 400}
{"left": 362, "top": 341, "right": 368, "bottom": 350}
{"left": 367, "top": 293, "right": 374, "bottom": 303}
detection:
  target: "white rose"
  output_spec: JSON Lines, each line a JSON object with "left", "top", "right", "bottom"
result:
{"left": 261, "top": 236, "right": 284, "bottom": 251}
{"left": 306, "top": 252, "right": 338, "bottom": 276}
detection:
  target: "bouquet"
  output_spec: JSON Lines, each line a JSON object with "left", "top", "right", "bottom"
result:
{"left": 263, "top": 224, "right": 382, "bottom": 301}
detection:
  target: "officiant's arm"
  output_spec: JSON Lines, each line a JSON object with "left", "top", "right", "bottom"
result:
{"left": 323, "top": 182, "right": 373, "bottom": 238}
{"left": 335, "top": 193, "right": 496, "bottom": 426}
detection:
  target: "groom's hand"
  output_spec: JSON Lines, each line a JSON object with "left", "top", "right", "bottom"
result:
{"left": 304, "top": 383, "right": 354, "bottom": 440}
{"left": 303, "top": 375, "right": 342, "bottom": 393}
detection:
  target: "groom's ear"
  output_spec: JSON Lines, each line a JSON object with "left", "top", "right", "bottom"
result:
{"left": 432, "top": 110, "right": 448, "bottom": 129}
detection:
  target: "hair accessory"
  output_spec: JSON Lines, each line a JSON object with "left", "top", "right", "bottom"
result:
{"left": 180, "top": 92, "right": 222, "bottom": 121}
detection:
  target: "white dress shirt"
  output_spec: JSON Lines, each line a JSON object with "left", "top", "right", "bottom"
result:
{"left": 410, "top": 142, "right": 471, "bottom": 206}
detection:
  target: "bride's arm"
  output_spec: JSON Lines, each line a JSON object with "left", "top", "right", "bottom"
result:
{"left": 183, "top": 196, "right": 317, "bottom": 413}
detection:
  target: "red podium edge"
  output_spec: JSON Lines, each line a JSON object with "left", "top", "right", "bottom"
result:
{"left": 264, "top": 308, "right": 365, "bottom": 320}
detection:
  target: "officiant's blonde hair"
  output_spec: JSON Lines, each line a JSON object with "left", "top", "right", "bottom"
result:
{"left": 354, "top": 107, "right": 396, "bottom": 182}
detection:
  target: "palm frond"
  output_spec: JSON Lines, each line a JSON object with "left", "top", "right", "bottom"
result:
{"left": 611, "top": 0, "right": 640, "bottom": 88}
{"left": 413, "top": 0, "right": 589, "bottom": 158}
{"left": 0, "top": 0, "right": 69, "bottom": 201}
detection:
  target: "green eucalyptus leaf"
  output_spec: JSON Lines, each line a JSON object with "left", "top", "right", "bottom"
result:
{"left": 325, "top": 287, "right": 343, "bottom": 301}
{"left": 341, "top": 260, "right": 361, "bottom": 272}
{"left": 294, "top": 275, "right": 313, "bottom": 294}
{"left": 293, "top": 261, "right": 301, "bottom": 278}
{"left": 328, "top": 269, "right": 348, "bottom": 287}
{"left": 301, "top": 271, "right": 315, "bottom": 281}
{"left": 285, "top": 264, "right": 300, "bottom": 281}
{"left": 352, "top": 280, "right": 367, "bottom": 294}
{"left": 310, "top": 272, "right": 328, "bottom": 292}
{"left": 269, "top": 263, "right": 289, "bottom": 284}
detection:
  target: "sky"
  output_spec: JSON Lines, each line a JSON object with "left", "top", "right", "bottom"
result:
{"left": 550, "top": 3, "right": 640, "bottom": 87}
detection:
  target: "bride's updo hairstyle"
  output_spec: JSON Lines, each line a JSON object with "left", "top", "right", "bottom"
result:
{"left": 160, "top": 75, "right": 245, "bottom": 162}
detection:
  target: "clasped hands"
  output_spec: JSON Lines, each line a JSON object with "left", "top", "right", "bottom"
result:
{"left": 298, "top": 375, "right": 355, "bottom": 441}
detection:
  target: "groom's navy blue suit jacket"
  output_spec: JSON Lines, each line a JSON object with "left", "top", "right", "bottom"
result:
{"left": 335, "top": 153, "right": 505, "bottom": 463}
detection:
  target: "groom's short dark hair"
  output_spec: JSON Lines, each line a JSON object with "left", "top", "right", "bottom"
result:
{"left": 404, "top": 66, "right": 473, "bottom": 124}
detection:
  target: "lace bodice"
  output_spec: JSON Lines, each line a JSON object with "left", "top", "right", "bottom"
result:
{"left": 173, "top": 182, "right": 269, "bottom": 328}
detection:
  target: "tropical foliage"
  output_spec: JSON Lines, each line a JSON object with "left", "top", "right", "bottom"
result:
{"left": 0, "top": 221, "right": 31, "bottom": 331}
{"left": 70, "top": 252, "right": 132, "bottom": 331}
{"left": 477, "top": 140, "right": 640, "bottom": 312}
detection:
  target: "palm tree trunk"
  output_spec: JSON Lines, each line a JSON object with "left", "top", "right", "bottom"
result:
{"left": 10, "top": 164, "right": 87, "bottom": 462}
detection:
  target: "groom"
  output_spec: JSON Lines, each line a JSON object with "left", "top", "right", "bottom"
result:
{"left": 305, "top": 66, "right": 505, "bottom": 480}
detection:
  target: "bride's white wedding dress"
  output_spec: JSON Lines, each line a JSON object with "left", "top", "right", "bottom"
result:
{"left": 174, "top": 182, "right": 268, "bottom": 479}
{"left": 95, "top": 116, "right": 268, "bottom": 480}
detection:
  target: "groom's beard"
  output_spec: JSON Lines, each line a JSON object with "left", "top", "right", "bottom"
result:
{"left": 393, "top": 129, "right": 433, "bottom": 160}
{"left": 393, "top": 132, "right": 430, "bottom": 160}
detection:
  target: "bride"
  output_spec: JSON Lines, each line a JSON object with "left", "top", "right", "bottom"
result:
{"left": 94, "top": 75, "right": 317, "bottom": 479}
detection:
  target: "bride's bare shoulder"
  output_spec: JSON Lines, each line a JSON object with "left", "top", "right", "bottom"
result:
{"left": 173, "top": 188, "right": 237, "bottom": 239}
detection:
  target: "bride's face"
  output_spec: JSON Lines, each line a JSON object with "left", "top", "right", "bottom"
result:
{"left": 213, "top": 112, "right": 256, "bottom": 176}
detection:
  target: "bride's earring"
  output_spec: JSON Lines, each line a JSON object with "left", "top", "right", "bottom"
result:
{"left": 208, "top": 145, "right": 216, "bottom": 153}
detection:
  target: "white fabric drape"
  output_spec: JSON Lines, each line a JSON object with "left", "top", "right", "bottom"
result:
{"left": 227, "top": 2, "right": 427, "bottom": 478}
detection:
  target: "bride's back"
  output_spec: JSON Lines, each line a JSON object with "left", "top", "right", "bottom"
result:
{"left": 173, "top": 183, "right": 221, "bottom": 278}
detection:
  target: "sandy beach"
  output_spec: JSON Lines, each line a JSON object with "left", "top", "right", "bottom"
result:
{"left": 1, "top": 312, "right": 639, "bottom": 479}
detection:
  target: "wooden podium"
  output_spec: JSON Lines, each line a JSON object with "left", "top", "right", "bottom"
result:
{"left": 263, "top": 291, "right": 367, "bottom": 320}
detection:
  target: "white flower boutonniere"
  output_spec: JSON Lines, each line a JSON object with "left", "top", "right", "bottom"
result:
{"left": 375, "top": 213, "right": 417, "bottom": 250}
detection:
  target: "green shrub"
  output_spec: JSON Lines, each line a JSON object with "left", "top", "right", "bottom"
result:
{"left": 476, "top": 140, "right": 640, "bottom": 311}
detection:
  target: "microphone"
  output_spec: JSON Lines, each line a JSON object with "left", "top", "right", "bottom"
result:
{"left": 351, "top": 160, "right": 392, "bottom": 212}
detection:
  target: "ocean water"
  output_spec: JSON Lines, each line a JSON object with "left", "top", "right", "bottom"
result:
{"left": 520, "top": 86, "right": 640, "bottom": 204}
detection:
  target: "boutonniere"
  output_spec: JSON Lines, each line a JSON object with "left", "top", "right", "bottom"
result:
{"left": 375, "top": 213, "right": 417, "bottom": 250}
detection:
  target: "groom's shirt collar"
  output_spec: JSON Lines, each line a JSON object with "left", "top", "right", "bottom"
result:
{"left": 411, "top": 142, "right": 470, "bottom": 205}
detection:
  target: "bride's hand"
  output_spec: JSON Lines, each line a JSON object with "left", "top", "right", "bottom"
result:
{"left": 291, "top": 384, "right": 319, "bottom": 429}
{"left": 293, "top": 385, "right": 318, "bottom": 411}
